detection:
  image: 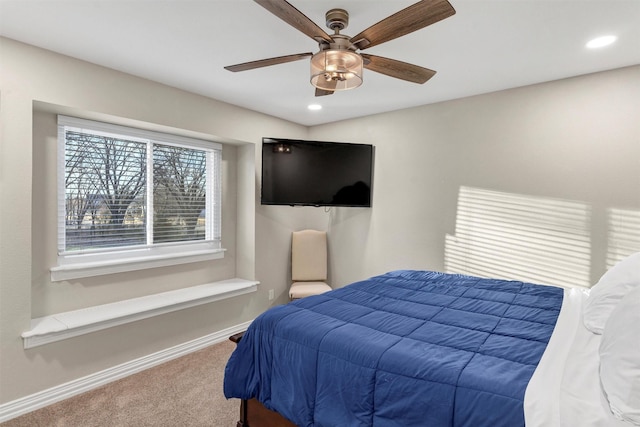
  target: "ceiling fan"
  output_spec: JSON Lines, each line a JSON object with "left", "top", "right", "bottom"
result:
{"left": 224, "top": 0, "right": 456, "bottom": 96}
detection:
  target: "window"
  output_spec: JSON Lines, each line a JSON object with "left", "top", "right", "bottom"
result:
{"left": 52, "top": 116, "right": 223, "bottom": 281}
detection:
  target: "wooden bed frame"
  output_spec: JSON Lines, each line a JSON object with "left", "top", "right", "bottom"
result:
{"left": 229, "top": 332, "right": 297, "bottom": 427}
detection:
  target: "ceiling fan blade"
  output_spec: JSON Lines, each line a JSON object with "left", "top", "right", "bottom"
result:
{"left": 315, "top": 78, "right": 337, "bottom": 96}
{"left": 315, "top": 88, "right": 335, "bottom": 97}
{"left": 361, "top": 54, "right": 436, "bottom": 84}
{"left": 350, "top": 0, "right": 455, "bottom": 50}
{"left": 254, "top": 0, "right": 333, "bottom": 44}
{"left": 224, "top": 52, "right": 313, "bottom": 72}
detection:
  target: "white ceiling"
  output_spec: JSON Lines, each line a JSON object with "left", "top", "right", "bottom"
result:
{"left": 1, "top": 0, "right": 639, "bottom": 126}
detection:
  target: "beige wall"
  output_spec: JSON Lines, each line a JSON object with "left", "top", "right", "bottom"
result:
{"left": 310, "top": 66, "right": 640, "bottom": 287}
{"left": 1, "top": 35, "right": 639, "bottom": 406}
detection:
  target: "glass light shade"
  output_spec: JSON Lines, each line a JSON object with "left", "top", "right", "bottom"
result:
{"left": 310, "top": 50, "right": 363, "bottom": 91}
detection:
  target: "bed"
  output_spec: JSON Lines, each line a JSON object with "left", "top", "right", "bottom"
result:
{"left": 224, "top": 254, "right": 640, "bottom": 427}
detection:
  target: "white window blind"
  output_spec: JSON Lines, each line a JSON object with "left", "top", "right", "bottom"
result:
{"left": 54, "top": 116, "right": 222, "bottom": 280}
{"left": 63, "top": 129, "right": 148, "bottom": 251}
{"left": 444, "top": 186, "right": 592, "bottom": 288}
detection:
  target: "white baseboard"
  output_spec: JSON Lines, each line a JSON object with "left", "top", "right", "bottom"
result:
{"left": 0, "top": 320, "right": 252, "bottom": 423}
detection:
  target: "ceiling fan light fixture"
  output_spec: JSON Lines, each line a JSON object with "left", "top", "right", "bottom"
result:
{"left": 310, "top": 50, "right": 363, "bottom": 91}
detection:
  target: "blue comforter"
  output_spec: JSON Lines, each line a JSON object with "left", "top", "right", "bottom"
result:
{"left": 224, "top": 270, "right": 563, "bottom": 426}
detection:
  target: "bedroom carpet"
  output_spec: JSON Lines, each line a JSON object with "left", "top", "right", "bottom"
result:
{"left": 2, "top": 339, "right": 239, "bottom": 427}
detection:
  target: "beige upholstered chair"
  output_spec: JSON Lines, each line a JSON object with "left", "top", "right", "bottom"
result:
{"left": 289, "top": 230, "right": 332, "bottom": 300}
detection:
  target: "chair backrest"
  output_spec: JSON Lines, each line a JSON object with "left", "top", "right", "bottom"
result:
{"left": 292, "top": 230, "right": 327, "bottom": 282}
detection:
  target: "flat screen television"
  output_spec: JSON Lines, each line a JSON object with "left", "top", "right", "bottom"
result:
{"left": 261, "top": 137, "right": 374, "bottom": 207}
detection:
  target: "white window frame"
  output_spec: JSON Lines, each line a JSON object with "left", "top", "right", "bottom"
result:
{"left": 51, "top": 115, "right": 224, "bottom": 281}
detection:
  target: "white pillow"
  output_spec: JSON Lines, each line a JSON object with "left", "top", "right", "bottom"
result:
{"left": 583, "top": 252, "right": 640, "bottom": 334}
{"left": 599, "top": 286, "right": 640, "bottom": 425}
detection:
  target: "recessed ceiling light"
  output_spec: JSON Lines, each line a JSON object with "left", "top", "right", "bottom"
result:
{"left": 308, "top": 104, "right": 322, "bottom": 111}
{"left": 586, "top": 35, "right": 617, "bottom": 49}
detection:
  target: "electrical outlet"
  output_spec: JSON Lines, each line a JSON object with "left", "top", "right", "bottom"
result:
{"left": 268, "top": 289, "right": 275, "bottom": 301}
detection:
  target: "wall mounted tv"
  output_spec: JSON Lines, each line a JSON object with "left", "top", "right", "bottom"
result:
{"left": 261, "top": 137, "right": 374, "bottom": 207}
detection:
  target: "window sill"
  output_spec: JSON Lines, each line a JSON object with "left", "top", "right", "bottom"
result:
{"left": 51, "top": 247, "right": 226, "bottom": 281}
{"left": 21, "top": 278, "right": 258, "bottom": 349}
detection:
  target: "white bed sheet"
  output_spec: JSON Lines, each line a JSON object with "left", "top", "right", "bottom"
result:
{"left": 524, "top": 287, "right": 628, "bottom": 427}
